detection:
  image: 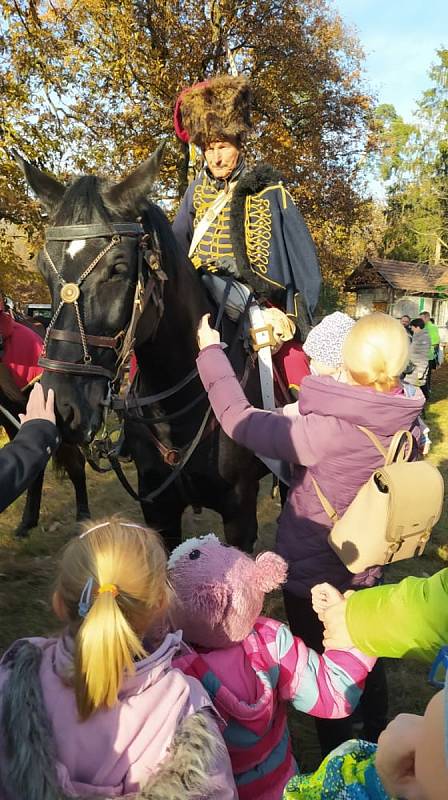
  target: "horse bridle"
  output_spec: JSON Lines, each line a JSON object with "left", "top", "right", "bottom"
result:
{"left": 39, "top": 222, "right": 164, "bottom": 382}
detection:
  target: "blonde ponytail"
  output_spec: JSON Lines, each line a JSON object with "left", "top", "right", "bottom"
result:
{"left": 343, "top": 313, "right": 409, "bottom": 393}
{"left": 57, "top": 520, "right": 169, "bottom": 720}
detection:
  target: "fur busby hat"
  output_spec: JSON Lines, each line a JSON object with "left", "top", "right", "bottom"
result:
{"left": 174, "top": 76, "right": 252, "bottom": 149}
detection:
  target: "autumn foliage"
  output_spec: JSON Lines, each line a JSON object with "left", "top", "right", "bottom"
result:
{"left": 0, "top": 0, "right": 375, "bottom": 304}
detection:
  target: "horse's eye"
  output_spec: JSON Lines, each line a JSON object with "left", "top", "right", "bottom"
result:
{"left": 189, "top": 549, "right": 201, "bottom": 560}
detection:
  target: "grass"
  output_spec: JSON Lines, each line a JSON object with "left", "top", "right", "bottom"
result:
{"left": 0, "top": 365, "right": 447, "bottom": 771}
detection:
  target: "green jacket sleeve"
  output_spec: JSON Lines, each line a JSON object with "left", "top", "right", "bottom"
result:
{"left": 346, "top": 569, "right": 448, "bottom": 662}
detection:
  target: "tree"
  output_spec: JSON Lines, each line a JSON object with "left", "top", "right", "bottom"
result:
{"left": 0, "top": 0, "right": 375, "bottom": 299}
{"left": 374, "top": 49, "right": 448, "bottom": 265}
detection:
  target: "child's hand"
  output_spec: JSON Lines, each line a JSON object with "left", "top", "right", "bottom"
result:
{"left": 376, "top": 714, "right": 424, "bottom": 799}
{"left": 197, "top": 314, "right": 221, "bottom": 350}
{"left": 319, "top": 590, "right": 355, "bottom": 650}
{"left": 311, "top": 582, "right": 344, "bottom": 619}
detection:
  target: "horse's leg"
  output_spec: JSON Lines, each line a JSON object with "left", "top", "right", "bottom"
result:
{"left": 55, "top": 443, "right": 90, "bottom": 521}
{"left": 222, "top": 474, "right": 260, "bottom": 554}
{"left": 14, "top": 471, "right": 45, "bottom": 538}
{"left": 140, "top": 495, "right": 184, "bottom": 552}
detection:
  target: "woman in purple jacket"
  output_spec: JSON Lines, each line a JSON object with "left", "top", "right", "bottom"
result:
{"left": 196, "top": 311, "right": 425, "bottom": 755}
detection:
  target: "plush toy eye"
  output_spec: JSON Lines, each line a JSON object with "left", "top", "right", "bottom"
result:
{"left": 189, "top": 549, "right": 201, "bottom": 560}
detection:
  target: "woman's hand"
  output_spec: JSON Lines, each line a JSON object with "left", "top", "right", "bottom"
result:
{"left": 197, "top": 314, "right": 221, "bottom": 350}
{"left": 19, "top": 383, "right": 56, "bottom": 426}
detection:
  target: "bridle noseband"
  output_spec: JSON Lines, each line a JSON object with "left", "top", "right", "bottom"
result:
{"left": 39, "top": 222, "right": 162, "bottom": 381}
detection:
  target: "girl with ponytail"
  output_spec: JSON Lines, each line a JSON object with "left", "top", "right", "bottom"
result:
{"left": 0, "top": 519, "right": 237, "bottom": 800}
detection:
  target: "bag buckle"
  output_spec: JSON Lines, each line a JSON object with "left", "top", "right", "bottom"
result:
{"left": 249, "top": 324, "right": 277, "bottom": 351}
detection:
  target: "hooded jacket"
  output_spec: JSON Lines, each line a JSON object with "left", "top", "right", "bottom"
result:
{"left": 197, "top": 344, "right": 425, "bottom": 596}
{"left": 0, "top": 633, "right": 237, "bottom": 800}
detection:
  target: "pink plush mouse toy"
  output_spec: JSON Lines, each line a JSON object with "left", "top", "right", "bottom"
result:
{"left": 169, "top": 534, "right": 375, "bottom": 800}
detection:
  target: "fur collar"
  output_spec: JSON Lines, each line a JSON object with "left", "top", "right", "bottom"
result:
{"left": 0, "top": 641, "right": 224, "bottom": 800}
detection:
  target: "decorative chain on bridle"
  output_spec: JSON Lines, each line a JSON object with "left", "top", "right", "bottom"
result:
{"left": 38, "top": 222, "right": 165, "bottom": 383}
{"left": 42, "top": 236, "right": 120, "bottom": 366}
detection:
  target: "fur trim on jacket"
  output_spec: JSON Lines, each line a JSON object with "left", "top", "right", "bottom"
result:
{"left": 0, "top": 641, "right": 223, "bottom": 800}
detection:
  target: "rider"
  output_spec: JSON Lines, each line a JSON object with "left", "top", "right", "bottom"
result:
{"left": 172, "top": 76, "right": 321, "bottom": 345}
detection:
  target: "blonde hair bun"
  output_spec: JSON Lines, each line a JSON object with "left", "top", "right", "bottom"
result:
{"left": 343, "top": 313, "right": 409, "bottom": 392}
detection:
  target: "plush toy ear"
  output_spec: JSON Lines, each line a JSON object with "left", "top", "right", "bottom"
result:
{"left": 254, "top": 552, "right": 288, "bottom": 593}
{"left": 191, "top": 583, "right": 230, "bottom": 627}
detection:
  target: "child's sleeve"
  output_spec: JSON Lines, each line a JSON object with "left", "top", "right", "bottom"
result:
{"left": 274, "top": 623, "right": 375, "bottom": 718}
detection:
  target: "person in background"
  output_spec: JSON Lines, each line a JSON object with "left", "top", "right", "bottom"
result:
{"left": 0, "top": 519, "right": 237, "bottom": 799}
{"left": 0, "top": 382, "right": 60, "bottom": 513}
{"left": 404, "top": 318, "right": 431, "bottom": 400}
{"left": 400, "top": 314, "right": 412, "bottom": 341}
{"left": 421, "top": 311, "right": 441, "bottom": 395}
{"left": 195, "top": 311, "right": 424, "bottom": 754}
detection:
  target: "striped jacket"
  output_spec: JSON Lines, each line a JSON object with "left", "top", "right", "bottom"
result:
{"left": 175, "top": 616, "right": 375, "bottom": 800}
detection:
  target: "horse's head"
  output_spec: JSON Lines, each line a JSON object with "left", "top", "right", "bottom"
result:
{"left": 14, "top": 146, "right": 166, "bottom": 444}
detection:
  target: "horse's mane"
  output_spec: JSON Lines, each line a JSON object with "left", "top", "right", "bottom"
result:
{"left": 52, "top": 174, "right": 185, "bottom": 283}
{"left": 53, "top": 175, "right": 111, "bottom": 226}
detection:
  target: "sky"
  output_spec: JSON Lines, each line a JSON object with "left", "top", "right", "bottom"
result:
{"left": 333, "top": 0, "right": 447, "bottom": 122}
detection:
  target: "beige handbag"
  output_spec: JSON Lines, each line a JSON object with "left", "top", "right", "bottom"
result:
{"left": 311, "top": 427, "right": 444, "bottom": 573}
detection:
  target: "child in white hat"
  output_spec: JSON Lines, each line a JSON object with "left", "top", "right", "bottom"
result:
{"left": 303, "top": 311, "right": 355, "bottom": 376}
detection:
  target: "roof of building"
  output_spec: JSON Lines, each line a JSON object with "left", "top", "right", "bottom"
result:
{"left": 347, "top": 257, "right": 448, "bottom": 294}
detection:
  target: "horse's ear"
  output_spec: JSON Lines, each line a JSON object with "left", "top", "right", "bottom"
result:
{"left": 105, "top": 142, "right": 166, "bottom": 213}
{"left": 11, "top": 150, "right": 66, "bottom": 212}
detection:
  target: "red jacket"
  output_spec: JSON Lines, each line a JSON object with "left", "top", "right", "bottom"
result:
{"left": 0, "top": 313, "right": 43, "bottom": 390}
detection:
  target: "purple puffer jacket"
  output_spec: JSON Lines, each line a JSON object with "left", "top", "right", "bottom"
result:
{"left": 197, "top": 345, "right": 425, "bottom": 597}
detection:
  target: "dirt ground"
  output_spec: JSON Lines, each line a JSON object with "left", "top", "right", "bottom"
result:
{"left": 0, "top": 366, "right": 447, "bottom": 771}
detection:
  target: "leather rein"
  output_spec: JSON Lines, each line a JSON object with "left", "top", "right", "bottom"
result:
{"left": 39, "top": 220, "right": 253, "bottom": 504}
{"left": 39, "top": 222, "right": 163, "bottom": 383}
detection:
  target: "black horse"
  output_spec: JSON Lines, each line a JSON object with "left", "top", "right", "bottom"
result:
{"left": 0, "top": 362, "right": 90, "bottom": 536}
{"left": 14, "top": 147, "right": 267, "bottom": 550}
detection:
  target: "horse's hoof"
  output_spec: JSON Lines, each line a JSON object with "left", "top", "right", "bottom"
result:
{"left": 76, "top": 511, "right": 91, "bottom": 522}
{"left": 14, "top": 525, "right": 31, "bottom": 539}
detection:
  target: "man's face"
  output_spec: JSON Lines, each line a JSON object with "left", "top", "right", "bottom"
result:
{"left": 204, "top": 140, "right": 240, "bottom": 180}
{"left": 421, "top": 313, "right": 430, "bottom": 323}
{"left": 400, "top": 316, "right": 410, "bottom": 327}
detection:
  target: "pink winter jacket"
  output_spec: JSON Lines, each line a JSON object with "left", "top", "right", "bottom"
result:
{"left": 0, "top": 631, "right": 237, "bottom": 799}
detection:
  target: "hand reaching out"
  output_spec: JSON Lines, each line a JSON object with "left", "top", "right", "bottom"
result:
{"left": 376, "top": 714, "right": 425, "bottom": 800}
{"left": 311, "top": 582, "right": 344, "bottom": 619}
{"left": 197, "top": 313, "right": 221, "bottom": 350}
{"left": 18, "top": 383, "right": 56, "bottom": 427}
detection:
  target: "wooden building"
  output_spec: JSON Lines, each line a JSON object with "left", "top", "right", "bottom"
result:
{"left": 346, "top": 257, "right": 448, "bottom": 326}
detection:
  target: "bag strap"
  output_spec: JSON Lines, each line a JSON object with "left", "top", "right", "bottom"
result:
{"left": 310, "top": 476, "right": 339, "bottom": 523}
{"left": 311, "top": 425, "right": 414, "bottom": 524}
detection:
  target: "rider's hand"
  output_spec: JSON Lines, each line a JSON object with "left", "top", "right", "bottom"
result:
{"left": 19, "top": 383, "right": 56, "bottom": 427}
{"left": 376, "top": 714, "right": 425, "bottom": 800}
{"left": 197, "top": 314, "right": 221, "bottom": 350}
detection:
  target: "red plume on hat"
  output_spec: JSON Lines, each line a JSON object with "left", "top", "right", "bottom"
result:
{"left": 173, "top": 76, "right": 252, "bottom": 149}
{"left": 174, "top": 81, "right": 211, "bottom": 143}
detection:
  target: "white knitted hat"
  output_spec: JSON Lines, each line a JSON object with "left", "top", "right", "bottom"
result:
{"left": 303, "top": 312, "right": 355, "bottom": 368}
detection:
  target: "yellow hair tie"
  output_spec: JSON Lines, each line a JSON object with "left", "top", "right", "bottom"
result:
{"left": 97, "top": 583, "right": 119, "bottom": 598}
